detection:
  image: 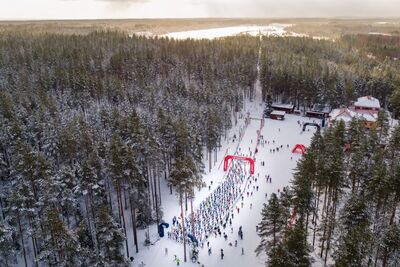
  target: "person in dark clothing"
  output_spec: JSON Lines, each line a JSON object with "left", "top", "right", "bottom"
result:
{"left": 220, "top": 249, "right": 224, "bottom": 259}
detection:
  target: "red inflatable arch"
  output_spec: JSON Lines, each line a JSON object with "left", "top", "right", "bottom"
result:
{"left": 223, "top": 155, "right": 255, "bottom": 174}
{"left": 292, "top": 144, "right": 306, "bottom": 154}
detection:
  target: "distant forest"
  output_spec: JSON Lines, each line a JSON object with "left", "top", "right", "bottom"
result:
{"left": 0, "top": 30, "right": 399, "bottom": 266}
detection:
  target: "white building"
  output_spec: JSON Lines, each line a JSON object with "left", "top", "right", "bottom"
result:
{"left": 353, "top": 96, "right": 381, "bottom": 112}
{"left": 329, "top": 96, "right": 381, "bottom": 128}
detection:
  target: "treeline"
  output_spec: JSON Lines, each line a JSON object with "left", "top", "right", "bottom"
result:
{"left": 0, "top": 31, "right": 258, "bottom": 266}
{"left": 257, "top": 113, "right": 400, "bottom": 266}
{"left": 259, "top": 35, "right": 400, "bottom": 114}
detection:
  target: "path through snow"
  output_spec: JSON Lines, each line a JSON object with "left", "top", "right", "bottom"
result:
{"left": 129, "top": 35, "right": 321, "bottom": 266}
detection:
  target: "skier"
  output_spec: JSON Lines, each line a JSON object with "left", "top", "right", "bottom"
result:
{"left": 242, "top": 248, "right": 244, "bottom": 255}
{"left": 220, "top": 249, "right": 224, "bottom": 260}
{"left": 208, "top": 247, "right": 212, "bottom": 255}
{"left": 165, "top": 248, "right": 168, "bottom": 255}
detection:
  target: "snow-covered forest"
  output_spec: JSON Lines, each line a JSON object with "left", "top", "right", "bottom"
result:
{"left": 0, "top": 29, "right": 399, "bottom": 267}
{"left": 257, "top": 116, "right": 400, "bottom": 266}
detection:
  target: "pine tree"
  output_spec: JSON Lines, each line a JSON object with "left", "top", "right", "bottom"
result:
{"left": 0, "top": 220, "right": 17, "bottom": 266}
{"left": 375, "top": 110, "right": 390, "bottom": 143}
{"left": 389, "top": 87, "right": 400, "bottom": 119}
{"left": 381, "top": 224, "right": 400, "bottom": 266}
{"left": 256, "top": 193, "right": 287, "bottom": 256}
{"left": 38, "top": 208, "right": 83, "bottom": 267}
{"left": 96, "top": 205, "right": 128, "bottom": 267}
{"left": 334, "top": 193, "right": 371, "bottom": 267}
{"left": 284, "top": 221, "right": 312, "bottom": 267}
{"left": 267, "top": 242, "right": 290, "bottom": 267}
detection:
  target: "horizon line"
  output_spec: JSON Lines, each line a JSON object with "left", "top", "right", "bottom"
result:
{"left": 1, "top": 16, "right": 400, "bottom": 23}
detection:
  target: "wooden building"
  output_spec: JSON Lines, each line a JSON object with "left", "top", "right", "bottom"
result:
{"left": 270, "top": 110, "right": 286, "bottom": 120}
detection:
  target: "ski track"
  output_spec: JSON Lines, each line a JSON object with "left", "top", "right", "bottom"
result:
{"left": 119, "top": 34, "right": 321, "bottom": 267}
{"left": 128, "top": 100, "right": 321, "bottom": 266}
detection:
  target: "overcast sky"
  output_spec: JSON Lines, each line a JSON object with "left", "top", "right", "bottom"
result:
{"left": 0, "top": 0, "right": 399, "bottom": 20}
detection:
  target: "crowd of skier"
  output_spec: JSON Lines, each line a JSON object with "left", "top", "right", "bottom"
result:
{"left": 168, "top": 161, "right": 249, "bottom": 246}
{"left": 165, "top": 119, "right": 297, "bottom": 265}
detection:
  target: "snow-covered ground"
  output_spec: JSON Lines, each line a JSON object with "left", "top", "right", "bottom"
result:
{"left": 160, "top": 24, "right": 294, "bottom": 40}
{"left": 159, "top": 24, "right": 332, "bottom": 41}
{"left": 113, "top": 34, "right": 323, "bottom": 267}
{"left": 368, "top": 32, "right": 392, "bottom": 36}
{"left": 129, "top": 87, "right": 321, "bottom": 266}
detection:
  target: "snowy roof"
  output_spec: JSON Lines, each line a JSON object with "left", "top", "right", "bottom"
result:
{"left": 330, "top": 107, "right": 378, "bottom": 123}
{"left": 272, "top": 103, "right": 294, "bottom": 109}
{"left": 271, "top": 110, "right": 286, "bottom": 116}
{"left": 354, "top": 96, "right": 380, "bottom": 109}
{"left": 312, "top": 104, "right": 331, "bottom": 113}
{"left": 330, "top": 108, "right": 356, "bottom": 122}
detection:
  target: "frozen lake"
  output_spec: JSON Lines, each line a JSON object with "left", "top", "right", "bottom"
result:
{"left": 161, "top": 24, "right": 293, "bottom": 40}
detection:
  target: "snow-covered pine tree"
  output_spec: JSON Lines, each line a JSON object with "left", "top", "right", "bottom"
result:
{"left": 334, "top": 193, "right": 371, "bottom": 267}
{"left": 0, "top": 220, "right": 17, "bottom": 266}
{"left": 267, "top": 241, "right": 290, "bottom": 267}
{"left": 256, "top": 193, "right": 287, "bottom": 256}
{"left": 283, "top": 221, "right": 312, "bottom": 267}
{"left": 38, "top": 208, "right": 83, "bottom": 267}
{"left": 96, "top": 205, "right": 129, "bottom": 267}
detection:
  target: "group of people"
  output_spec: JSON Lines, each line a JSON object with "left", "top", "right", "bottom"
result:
{"left": 168, "top": 161, "right": 249, "bottom": 247}
{"left": 167, "top": 113, "right": 279, "bottom": 263}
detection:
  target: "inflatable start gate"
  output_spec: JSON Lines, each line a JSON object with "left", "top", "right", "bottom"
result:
{"left": 292, "top": 144, "right": 306, "bottom": 154}
{"left": 223, "top": 155, "right": 255, "bottom": 174}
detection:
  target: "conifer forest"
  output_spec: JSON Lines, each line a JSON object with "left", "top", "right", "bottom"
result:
{"left": 0, "top": 22, "right": 399, "bottom": 267}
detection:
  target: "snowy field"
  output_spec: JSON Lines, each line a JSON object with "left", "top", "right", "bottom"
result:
{"left": 160, "top": 24, "right": 294, "bottom": 40}
{"left": 158, "top": 24, "right": 332, "bottom": 41}
{"left": 129, "top": 92, "right": 322, "bottom": 266}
